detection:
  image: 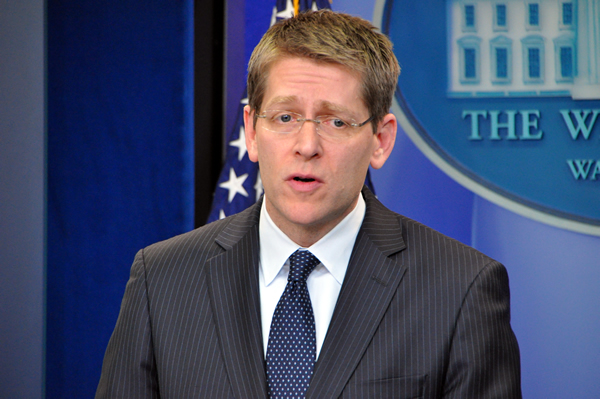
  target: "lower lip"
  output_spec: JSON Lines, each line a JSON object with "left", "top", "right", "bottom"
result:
{"left": 288, "top": 178, "right": 322, "bottom": 192}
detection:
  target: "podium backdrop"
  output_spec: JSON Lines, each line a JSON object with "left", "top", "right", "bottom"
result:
{"left": 1, "top": 0, "right": 598, "bottom": 398}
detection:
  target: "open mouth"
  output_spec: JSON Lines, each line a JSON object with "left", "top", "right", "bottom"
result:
{"left": 293, "top": 176, "right": 315, "bottom": 183}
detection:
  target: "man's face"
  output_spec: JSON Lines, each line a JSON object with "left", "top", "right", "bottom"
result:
{"left": 244, "top": 57, "right": 396, "bottom": 246}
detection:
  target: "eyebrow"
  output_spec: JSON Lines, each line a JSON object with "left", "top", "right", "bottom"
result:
{"left": 263, "top": 97, "right": 356, "bottom": 117}
{"left": 318, "top": 101, "right": 354, "bottom": 116}
{"left": 263, "top": 96, "right": 297, "bottom": 110}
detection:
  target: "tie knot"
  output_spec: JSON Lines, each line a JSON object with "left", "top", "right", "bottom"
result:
{"left": 288, "top": 250, "right": 320, "bottom": 283}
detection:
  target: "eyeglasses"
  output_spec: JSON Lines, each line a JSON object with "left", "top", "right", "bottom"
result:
{"left": 255, "top": 110, "right": 374, "bottom": 140}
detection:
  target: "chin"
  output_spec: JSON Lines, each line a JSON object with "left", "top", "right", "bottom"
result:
{"left": 287, "top": 205, "right": 344, "bottom": 230}
{"left": 284, "top": 209, "right": 323, "bottom": 227}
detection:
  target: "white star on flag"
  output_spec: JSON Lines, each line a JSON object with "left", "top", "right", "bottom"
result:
{"left": 219, "top": 168, "right": 249, "bottom": 203}
{"left": 271, "top": 0, "right": 295, "bottom": 25}
{"left": 229, "top": 126, "right": 247, "bottom": 161}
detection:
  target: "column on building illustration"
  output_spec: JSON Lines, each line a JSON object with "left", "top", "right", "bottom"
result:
{"left": 573, "top": 0, "right": 600, "bottom": 99}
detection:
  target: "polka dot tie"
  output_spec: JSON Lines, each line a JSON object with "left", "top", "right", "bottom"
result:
{"left": 266, "top": 250, "right": 320, "bottom": 399}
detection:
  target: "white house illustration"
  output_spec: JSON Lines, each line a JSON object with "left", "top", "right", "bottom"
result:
{"left": 448, "top": 0, "right": 600, "bottom": 99}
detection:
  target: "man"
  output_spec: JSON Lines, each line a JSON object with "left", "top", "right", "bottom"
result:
{"left": 97, "top": 10, "right": 521, "bottom": 398}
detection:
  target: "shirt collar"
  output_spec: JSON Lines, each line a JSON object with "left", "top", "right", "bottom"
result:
{"left": 259, "top": 193, "right": 366, "bottom": 286}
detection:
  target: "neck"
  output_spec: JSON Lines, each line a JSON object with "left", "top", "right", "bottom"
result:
{"left": 281, "top": 226, "right": 328, "bottom": 248}
{"left": 263, "top": 195, "right": 360, "bottom": 248}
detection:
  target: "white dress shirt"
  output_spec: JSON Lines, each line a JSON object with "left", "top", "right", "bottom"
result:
{"left": 258, "top": 193, "right": 366, "bottom": 359}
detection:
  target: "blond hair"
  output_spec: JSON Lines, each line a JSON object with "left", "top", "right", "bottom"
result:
{"left": 247, "top": 10, "right": 401, "bottom": 130}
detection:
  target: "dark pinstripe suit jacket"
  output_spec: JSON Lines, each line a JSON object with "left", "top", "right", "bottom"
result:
{"left": 96, "top": 187, "right": 521, "bottom": 398}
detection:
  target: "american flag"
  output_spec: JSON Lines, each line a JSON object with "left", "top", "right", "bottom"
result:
{"left": 207, "top": 0, "right": 375, "bottom": 223}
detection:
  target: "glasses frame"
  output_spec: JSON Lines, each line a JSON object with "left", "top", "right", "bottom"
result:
{"left": 255, "top": 110, "right": 374, "bottom": 138}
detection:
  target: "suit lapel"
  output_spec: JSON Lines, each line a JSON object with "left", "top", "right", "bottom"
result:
{"left": 307, "top": 188, "right": 407, "bottom": 398}
{"left": 206, "top": 202, "right": 268, "bottom": 398}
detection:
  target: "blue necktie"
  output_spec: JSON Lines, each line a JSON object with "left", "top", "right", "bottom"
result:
{"left": 266, "top": 249, "right": 320, "bottom": 399}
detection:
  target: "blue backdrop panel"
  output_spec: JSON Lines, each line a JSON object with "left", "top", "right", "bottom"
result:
{"left": 472, "top": 197, "right": 600, "bottom": 398}
{"left": 46, "top": 1, "right": 194, "bottom": 397}
{"left": 371, "top": 127, "right": 475, "bottom": 245}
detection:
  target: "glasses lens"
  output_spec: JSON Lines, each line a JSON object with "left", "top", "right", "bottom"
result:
{"left": 318, "top": 116, "right": 354, "bottom": 138}
{"left": 262, "top": 110, "right": 301, "bottom": 134}
{"left": 259, "top": 110, "right": 367, "bottom": 140}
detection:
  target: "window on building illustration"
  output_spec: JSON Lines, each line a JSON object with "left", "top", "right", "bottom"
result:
{"left": 559, "top": 2, "right": 575, "bottom": 30}
{"left": 493, "top": 4, "right": 508, "bottom": 31}
{"left": 465, "top": 48, "right": 476, "bottom": 78}
{"left": 528, "top": 48, "right": 540, "bottom": 78}
{"left": 496, "top": 4, "right": 507, "bottom": 27}
{"left": 560, "top": 46, "right": 573, "bottom": 78}
{"left": 528, "top": 3, "right": 539, "bottom": 26}
{"left": 562, "top": 3, "right": 573, "bottom": 25}
{"left": 464, "top": 4, "right": 476, "bottom": 30}
{"left": 458, "top": 35, "right": 481, "bottom": 84}
{"left": 496, "top": 48, "right": 508, "bottom": 78}
{"left": 554, "top": 33, "right": 576, "bottom": 82}
{"left": 522, "top": 35, "right": 544, "bottom": 83}
{"left": 490, "top": 35, "right": 512, "bottom": 83}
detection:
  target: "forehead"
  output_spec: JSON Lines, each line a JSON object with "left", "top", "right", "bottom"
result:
{"left": 262, "top": 57, "right": 366, "bottom": 113}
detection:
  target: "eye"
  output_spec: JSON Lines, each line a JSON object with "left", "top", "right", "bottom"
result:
{"left": 332, "top": 118, "right": 348, "bottom": 128}
{"left": 268, "top": 111, "right": 297, "bottom": 124}
{"left": 277, "top": 114, "right": 293, "bottom": 123}
{"left": 322, "top": 116, "right": 350, "bottom": 129}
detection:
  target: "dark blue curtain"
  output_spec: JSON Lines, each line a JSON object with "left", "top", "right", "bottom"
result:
{"left": 46, "top": 1, "right": 194, "bottom": 397}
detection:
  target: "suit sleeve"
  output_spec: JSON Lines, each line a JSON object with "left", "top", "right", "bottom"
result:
{"left": 95, "top": 249, "right": 160, "bottom": 399}
{"left": 443, "top": 261, "right": 522, "bottom": 398}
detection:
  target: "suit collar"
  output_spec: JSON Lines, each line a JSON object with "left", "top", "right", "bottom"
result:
{"left": 214, "top": 196, "right": 263, "bottom": 251}
{"left": 307, "top": 187, "right": 408, "bottom": 398}
{"left": 208, "top": 199, "right": 268, "bottom": 398}
{"left": 209, "top": 188, "right": 407, "bottom": 398}
{"left": 358, "top": 186, "right": 407, "bottom": 257}
{"left": 214, "top": 186, "right": 405, "bottom": 252}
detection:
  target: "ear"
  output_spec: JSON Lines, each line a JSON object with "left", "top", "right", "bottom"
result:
{"left": 370, "top": 113, "right": 397, "bottom": 169}
{"left": 244, "top": 105, "right": 259, "bottom": 163}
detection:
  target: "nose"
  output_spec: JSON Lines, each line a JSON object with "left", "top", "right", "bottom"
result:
{"left": 294, "top": 118, "right": 322, "bottom": 159}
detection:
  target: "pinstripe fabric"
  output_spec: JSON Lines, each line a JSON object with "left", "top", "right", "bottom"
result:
{"left": 96, "top": 187, "right": 521, "bottom": 398}
{"left": 308, "top": 189, "right": 521, "bottom": 398}
{"left": 96, "top": 205, "right": 266, "bottom": 398}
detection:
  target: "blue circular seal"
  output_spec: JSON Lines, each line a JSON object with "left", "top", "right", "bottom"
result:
{"left": 376, "top": 0, "right": 600, "bottom": 236}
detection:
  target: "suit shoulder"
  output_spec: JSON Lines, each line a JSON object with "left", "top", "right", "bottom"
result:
{"left": 362, "top": 189, "right": 495, "bottom": 269}
{"left": 398, "top": 213, "right": 496, "bottom": 266}
{"left": 145, "top": 216, "right": 230, "bottom": 254}
{"left": 139, "top": 205, "right": 259, "bottom": 269}
{"left": 364, "top": 191, "right": 488, "bottom": 260}
{"left": 384, "top": 213, "right": 510, "bottom": 303}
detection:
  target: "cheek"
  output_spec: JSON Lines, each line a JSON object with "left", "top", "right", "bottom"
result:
{"left": 256, "top": 139, "right": 283, "bottom": 172}
{"left": 328, "top": 144, "right": 373, "bottom": 186}
{"left": 253, "top": 135, "right": 268, "bottom": 163}
{"left": 343, "top": 139, "right": 376, "bottom": 168}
